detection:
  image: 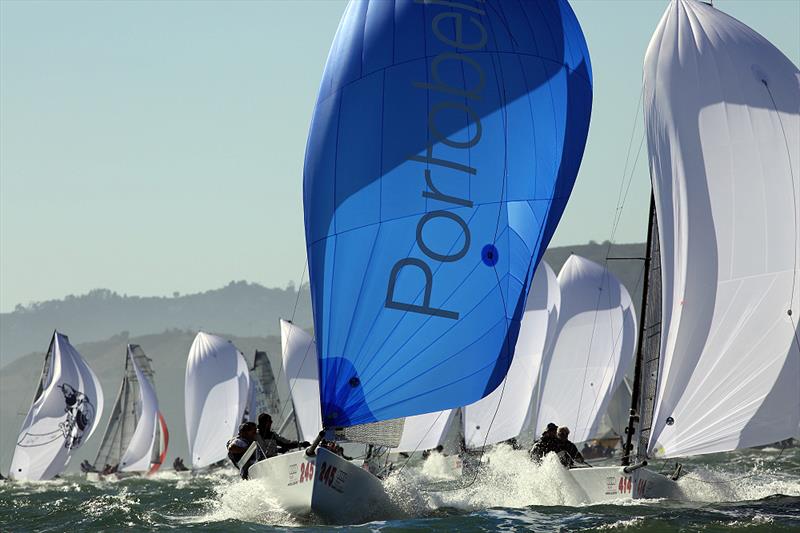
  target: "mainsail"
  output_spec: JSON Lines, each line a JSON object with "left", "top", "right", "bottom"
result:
{"left": 245, "top": 350, "right": 282, "bottom": 423}
{"left": 535, "top": 256, "right": 637, "bottom": 443}
{"left": 643, "top": 0, "right": 800, "bottom": 458}
{"left": 93, "top": 344, "right": 165, "bottom": 473}
{"left": 184, "top": 332, "right": 250, "bottom": 468}
{"left": 303, "top": 0, "right": 593, "bottom": 429}
{"left": 280, "top": 320, "right": 323, "bottom": 443}
{"left": 464, "top": 261, "right": 560, "bottom": 448}
{"left": 394, "top": 410, "right": 455, "bottom": 453}
{"left": 10, "top": 332, "right": 104, "bottom": 481}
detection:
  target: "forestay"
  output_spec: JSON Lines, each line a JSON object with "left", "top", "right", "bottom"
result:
{"left": 304, "top": 0, "right": 593, "bottom": 428}
{"left": 93, "top": 345, "right": 163, "bottom": 473}
{"left": 280, "top": 320, "right": 323, "bottom": 442}
{"left": 644, "top": 0, "right": 800, "bottom": 457}
{"left": 464, "top": 261, "right": 560, "bottom": 448}
{"left": 535, "top": 256, "right": 637, "bottom": 443}
{"left": 184, "top": 332, "right": 250, "bottom": 468}
{"left": 10, "top": 332, "right": 104, "bottom": 481}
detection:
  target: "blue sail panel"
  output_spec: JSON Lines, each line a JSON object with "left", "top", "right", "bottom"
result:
{"left": 304, "top": 0, "right": 592, "bottom": 427}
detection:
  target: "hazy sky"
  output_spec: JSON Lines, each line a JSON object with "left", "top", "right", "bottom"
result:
{"left": 1, "top": 0, "right": 798, "bottom": 312}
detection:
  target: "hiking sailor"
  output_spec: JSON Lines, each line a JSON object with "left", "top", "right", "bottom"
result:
{"left": 556, "top": 426, "right": 585, "bottom": 467}
{"left": 227, "top": 421, "right": 258, "bottom": 479}
{"left": 529, "top": 422, "right": 561, "bottom": 461}
{"left": 255, "top": 413, "right": 309, "bottom": 458}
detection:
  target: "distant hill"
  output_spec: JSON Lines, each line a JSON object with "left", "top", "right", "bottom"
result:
{"left": 0, "top": 281, "right": 313, "bottom": 367}
{"left": 0, "top": 242, "right": 646, "bottom": 367}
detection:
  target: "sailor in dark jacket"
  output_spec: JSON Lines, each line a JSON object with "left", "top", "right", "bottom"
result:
{"left": 227, "top": 421, "right": 258, "bottom": 478}
{"left": 256, "top": 413, "right": 309, "bottom": 458}
{"left": 529, "top": 422, "right": 561, "bottom": 461}
{"left": 556, "top": 426, "right": 585, "bottom": 467}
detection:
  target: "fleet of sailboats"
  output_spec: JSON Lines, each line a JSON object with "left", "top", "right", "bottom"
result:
{"left": 3, "top": 0, "right": 797, "bottom": 528}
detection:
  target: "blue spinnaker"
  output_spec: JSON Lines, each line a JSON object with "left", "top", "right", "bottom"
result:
{"left": 304, "top": 0, "right": 592, "bottom": 428}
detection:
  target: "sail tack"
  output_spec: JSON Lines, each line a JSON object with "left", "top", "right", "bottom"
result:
{"left": 184, "top": 332, "right": 250, "bottom": 468}
{"left": 10, "top": 332, "right": 104, "bottom": 481}
{"left": 280, "top": 320, "right": 323, "bottom": 442}
{"left": 535, "top": 256, "right": 637, "bottom": 443}
{"left": 644, "top": 0, "right": 800, "bottom": 457}
{"left": 464, "top": 261, "right": 560, "bottom": 448}
{"left": 304, "top": 0, "right": 593, "bottom": 428}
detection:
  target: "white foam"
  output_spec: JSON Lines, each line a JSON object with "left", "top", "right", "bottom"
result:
{"left": 385, "top": 444, "right": 587, "bottom": 514}
{"left": 185, "top": 476, "right": 301, "bottom": 527}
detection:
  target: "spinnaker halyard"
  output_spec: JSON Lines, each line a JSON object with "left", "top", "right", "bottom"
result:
{"left": 298, "top": 0, "right": 593, "bottom": 524}
{"left": 10, "top": 332, "right": 104, "bottom": 481}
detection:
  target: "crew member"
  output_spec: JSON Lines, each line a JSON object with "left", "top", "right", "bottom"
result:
{"left": 173, "top": 457, "right": 188, "bottom": 472}
{"left": 227, "top": 421, "right": 258, "bottom": 479}
{"left": 529, "top": 422, "right": 561, "bottom": 461}
{"left": 255, "top": 413, "right": 309, "bottom": 458}
{"left": 556, "top": 426, "right": 585, "bottom": 467}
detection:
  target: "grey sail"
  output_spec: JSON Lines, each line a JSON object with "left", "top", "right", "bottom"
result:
{"left": 632, "top": 201, "right": 663, "bottom": 462}
{"left": 246, "top": 350, "right": 282, "bottom": 421}
{"left": 92, "top": 345, "right": 157, "bottom": 471}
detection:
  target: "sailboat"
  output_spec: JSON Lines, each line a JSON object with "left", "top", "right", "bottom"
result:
{"left": 88, "top": 344, "right": 168, "bottom": 480}
{"left": 248, "top": 320, "right": 323, "bottom": 515}
{"left": 9, "top": 331, "right": 104, "bottom": 481}
{"left": 463, "top": 261, "right": 561, "bottom": 452}
{"left": 390, "top": 260, "right": 558, "bottom": 477}
{"left": 533, "top": 255, "right": 637, "bottom": 445}
{"left": 290, "top": 0, "right": 593, "bottom": 524}
{"left": 184, "top": 332, "right": 250, "bottom": 470}
{"left": 568, "top": 0, "right": 799, "bottom": 502}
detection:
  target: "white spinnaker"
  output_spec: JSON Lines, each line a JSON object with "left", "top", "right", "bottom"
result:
{"left": 119, "top": 346, "right": 160, "bottom": 472}
{"left": 644, "top": 0, "right": 800, "bottom": 458}
{"left": 184, "top": 332, "right": 250, "bottom": 468}
{"left": 394, "top": 410, "right": 454, "bottom": 453}
{"left": 464, "top": 261, "right": 560, "bottom": 448}
{"left": 10, "top": 332, "right": 104, "bottom": 481}
{"left": 280, "top": 320, "right": 322, "bottom": 442}
{"left": 535, "top": 256, "right": 637, "bottom": 443}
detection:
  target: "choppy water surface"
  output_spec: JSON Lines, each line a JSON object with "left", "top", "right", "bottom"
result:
{"left": 2, "top": 447, "right": 798, "bottom": 532}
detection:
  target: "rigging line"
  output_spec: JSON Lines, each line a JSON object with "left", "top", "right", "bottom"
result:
{"left": 581, "top": 265, "right": 646, "bottom": 435}
{"left": 272, "top": 259, "right": 308, "bottom": 429}
{"left": 762, "top": 81, "right": 798, "bottom": 320}
{"left": 604, "top": 85, "right": 645, "bottom": 263}
{"left": 761, "top": 81, "right": 800, "bottom": 412}
{"left": 290, "top": 260, "right": 308, "bottom": 324}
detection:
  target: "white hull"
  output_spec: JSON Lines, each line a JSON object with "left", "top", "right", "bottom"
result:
{"left": 568, "top": 466, "right": 683, "bottom": 503}
{"left": 249, "top": 450, "right": 316, "bottom": 516}
{"left": 311, "top": 448, "right": 398, "bottom": 525}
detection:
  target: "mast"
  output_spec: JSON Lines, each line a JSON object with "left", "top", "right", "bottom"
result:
{"left": 621, "top": 193, "right": 656, "bottom": 466}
